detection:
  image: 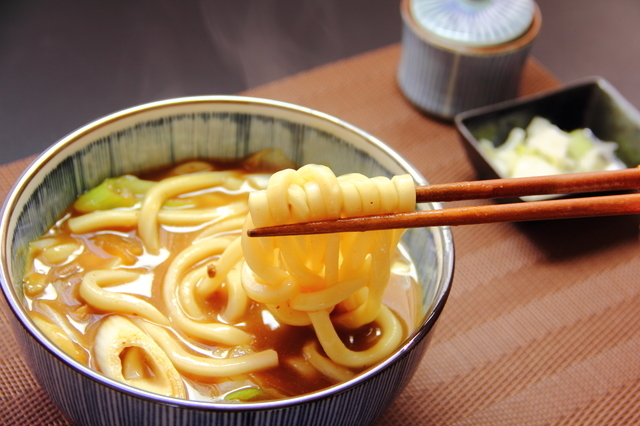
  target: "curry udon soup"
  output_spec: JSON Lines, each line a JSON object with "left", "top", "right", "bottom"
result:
{"left": 22, "top": 154, "right": 422, "bottom": 402}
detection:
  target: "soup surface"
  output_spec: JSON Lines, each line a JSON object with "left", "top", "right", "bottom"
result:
{"left": 22, "top": 156, "right": 421, "bottom": 402}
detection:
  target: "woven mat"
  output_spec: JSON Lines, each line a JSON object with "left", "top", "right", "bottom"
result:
{"left": 1, "top": 44, "right": 639, "bottom": 425}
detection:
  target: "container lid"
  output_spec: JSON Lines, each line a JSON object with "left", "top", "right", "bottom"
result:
{"left": 410, "top": 0, "right": 535, "bottom": 47}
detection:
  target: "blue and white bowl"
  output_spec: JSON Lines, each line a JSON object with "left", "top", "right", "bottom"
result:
{"left": 0, "top": 97, "right": 454, "bottom": 426}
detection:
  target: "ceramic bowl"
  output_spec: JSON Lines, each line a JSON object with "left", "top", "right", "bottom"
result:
{"left": 0, "top": 96, "right": 454, "bottom": 426}
{"left": 455, "top": 76, "right": 640, "bottom": 202}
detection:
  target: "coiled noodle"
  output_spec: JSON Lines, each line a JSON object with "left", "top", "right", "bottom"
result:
{"left": 242, "top": 164, "right": 415, "bottom": 367}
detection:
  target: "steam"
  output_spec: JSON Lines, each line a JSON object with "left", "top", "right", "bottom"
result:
{"left": 198, "top": 0, "right": 343, "bottom": 90}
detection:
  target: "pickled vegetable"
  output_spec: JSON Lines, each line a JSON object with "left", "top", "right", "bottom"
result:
{"left": 479, "top": 117, "right": 625, "bottom": 179}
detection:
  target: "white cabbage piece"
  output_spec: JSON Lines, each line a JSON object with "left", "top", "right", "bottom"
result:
{"left": 478, "top": 116, "right": 625, "bottom": 179}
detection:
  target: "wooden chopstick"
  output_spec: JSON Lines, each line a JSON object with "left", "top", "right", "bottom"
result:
{"left": 415, "top": 168, "right": 640, "bottom": 202}
{"left": 248, "top": 193, "right": 640, "bottom": 236}
{"left": 247, "top": 168, "right": 640, "bottom": 237}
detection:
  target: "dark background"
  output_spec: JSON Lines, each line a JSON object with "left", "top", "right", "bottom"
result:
{"left": 1, "top": 0, "right": 639, "bottom": 165}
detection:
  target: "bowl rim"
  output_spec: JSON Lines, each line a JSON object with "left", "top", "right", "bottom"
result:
{"left": 0, "top": 95, "right": 455, "bottom": 411}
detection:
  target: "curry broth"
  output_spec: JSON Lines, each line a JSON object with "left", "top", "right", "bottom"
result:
{"left": 23, "top": 159, "right": 421, "bottom": 401}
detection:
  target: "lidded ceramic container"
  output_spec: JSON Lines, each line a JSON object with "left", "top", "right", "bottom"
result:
{"left": 398, "top": 0, "right": 541, "bottom": 120}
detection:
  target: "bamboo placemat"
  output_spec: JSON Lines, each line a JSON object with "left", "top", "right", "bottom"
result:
{"left": 1, "top": 44, "right": 639, "bottom": 425}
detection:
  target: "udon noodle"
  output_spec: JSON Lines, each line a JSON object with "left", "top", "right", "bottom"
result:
{"left": 22, "top": 155, "right": 420, "bottom": 402}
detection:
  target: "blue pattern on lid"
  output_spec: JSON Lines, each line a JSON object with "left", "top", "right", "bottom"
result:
{"left": 411, "top": 0, "right": 535, "bottom": 46}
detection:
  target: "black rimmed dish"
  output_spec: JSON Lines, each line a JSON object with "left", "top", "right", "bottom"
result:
{"left": 455, "top": 76, "right": 640, "bottom": 202}
{"left": 0, "top": 96, "right": 454, "bottom": 426}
